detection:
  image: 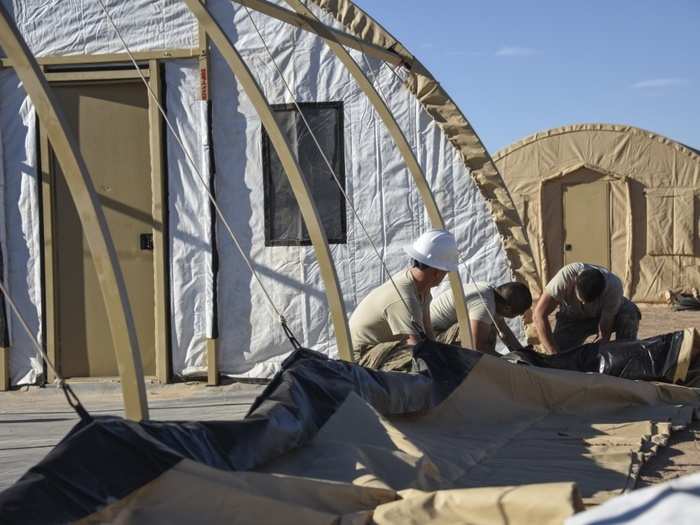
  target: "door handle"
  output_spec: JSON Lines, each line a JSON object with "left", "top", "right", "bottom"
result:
{"left": 564, "top": 244, "right": 572, "bottom": 251}
{"left": 140, "top": 233, "right": 154, "bottom": 251}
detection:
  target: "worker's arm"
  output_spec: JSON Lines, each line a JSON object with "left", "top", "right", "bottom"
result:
{"left": 598, "top": 289, "right": 622, "bottom": 343}
{"left": 422, "top": 303, "right": 435, "bottom": 340}
{"left": 472, "top": 320, "right": 497, "bottom": 355}
{"left": 598, "top": 315, "right": 614, "bottom": 343}
{"left": 386, "top": 300, "right": 428, "bottom": 347}
{"left": 494, "top": 317, "right": 524, "bottom": 352}
{"left": 533, "top": 292, "right": 559, "bottom": 355}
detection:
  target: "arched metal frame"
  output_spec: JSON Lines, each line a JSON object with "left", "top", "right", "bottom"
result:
{"left": 0, "top": 4, "right": 148, "bottom": 420}
{"left": 284, "top": 0, "right": 474, "bottom": 347}
{"left": 183, "top": 0, "right": 354, "bottom": 361}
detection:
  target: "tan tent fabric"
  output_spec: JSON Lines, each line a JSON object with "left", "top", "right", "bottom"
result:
{"left": 494, "top": 124, "right": 700, "bottom": 302}
{"left": 311, "top": 0, "right": 541, "bottom": 298}
{"left": 374, "top": 484, "right": 583, "bottom": 525}
{"left": 646, "top": 189, "right": 695, "bottom": 256}
{"left": 79, "top": 460, "right": 390, "bottom": 524}
{"left": 264, "top": 355, "right": 700, "bottom": 507}
{"left": 80, "top": 353, "right": 700, "bottom": 523}
{"left": 81, "top": 458, "right": 582, "bottom": 525}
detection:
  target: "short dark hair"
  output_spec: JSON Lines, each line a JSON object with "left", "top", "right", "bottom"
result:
{"left": 576, "top": 269, "right": 606, "bottom": 302}
{"left": 496, "top": 282, "right": 532, "bottom": 314}
{"left": 412, "top": 258, "right": 430, "bottom": 271}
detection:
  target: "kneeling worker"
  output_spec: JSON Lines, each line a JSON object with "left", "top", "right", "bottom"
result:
{"left": 349, "top": 229, "right": 457, "bottom": 371}
{"left": 533, "top": 262, "right": 640, "bottom": 354}
{"left": 430, "top": 281, "right": 532, "bottom": 354}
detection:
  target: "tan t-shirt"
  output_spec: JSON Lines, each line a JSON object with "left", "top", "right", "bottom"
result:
{"left": 545, "top": 263, "right": 623, "bottom": 321}
{"left": 349, "top": 270, "right": 430, "bottom": 352}
{"left": 430, "top": 282, "right": 497, "bottom": 332}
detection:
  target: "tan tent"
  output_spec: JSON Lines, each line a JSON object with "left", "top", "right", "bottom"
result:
{"left": 494, "top": 124, "right": 700, "bottom": 302}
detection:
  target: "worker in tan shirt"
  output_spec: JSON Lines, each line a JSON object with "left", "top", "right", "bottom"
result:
{"left": 430, "top": 281, "right": 532, "bottom": 353}
{"left": 349, "top": 229, "right": 458, "bottom": 371}
{"left": 533, "top": 262, "right": 641, "bottom": 354}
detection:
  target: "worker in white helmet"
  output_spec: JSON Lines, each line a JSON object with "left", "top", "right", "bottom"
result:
{"left": 349, "top": 229, "right": 458, "bottom": 371}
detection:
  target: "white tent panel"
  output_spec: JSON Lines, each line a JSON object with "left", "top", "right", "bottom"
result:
{"left": 0, "top": 70, "right": 43, "bottom": 385}
{"left": 1, "top": 0, "right": 197, "bottom": 58}
{"left": 164, "top": 59, "right": 213, "bottom": 376}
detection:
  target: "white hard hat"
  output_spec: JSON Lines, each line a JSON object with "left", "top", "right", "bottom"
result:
{"left": 404, "top": 229, "right": 459, "bottom": 272}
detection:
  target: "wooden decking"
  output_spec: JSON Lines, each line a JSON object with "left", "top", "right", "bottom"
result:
{"left": 0, "top": 381, "right": 264, "bottom": 491}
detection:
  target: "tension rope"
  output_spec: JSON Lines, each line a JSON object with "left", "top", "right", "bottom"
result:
{"left": 96, "top": 0, "right": 300, "bottom": 349}
{"left": 0, "top": 280, "right": 91, "bottom": 422}
{"left": 242, "top": 3, "right": 426, "bottom": 338}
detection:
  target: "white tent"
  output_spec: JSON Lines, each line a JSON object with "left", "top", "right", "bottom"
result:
{"left": 0, "top": 0, "right": 536, "bottom": 386}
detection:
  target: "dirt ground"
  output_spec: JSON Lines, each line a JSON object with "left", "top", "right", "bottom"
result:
{"left": 633, "top": 303, "right": 700, "bottom": 487}
{"left": 636, "top": 303, "right": 700, "bottom": 338}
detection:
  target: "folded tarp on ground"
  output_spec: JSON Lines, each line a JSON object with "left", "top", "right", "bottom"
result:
{"left": 506, "top": 329, "right": 700, "bottom": 385}
{"left": 0, "top": 341, "right": 698, "bottom": 524}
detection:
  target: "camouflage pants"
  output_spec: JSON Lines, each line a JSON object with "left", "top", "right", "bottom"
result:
{"left": 553, "top": 298, "right": 641, "bottom": 351}
{"left": 357, "top": 323, "right": 497, "bottom": 371}
{"left": 356, "top": 341, "right": 414, "bottom": 372}
{"left": 434, "top": 323, "right": 497, "bottom": 353}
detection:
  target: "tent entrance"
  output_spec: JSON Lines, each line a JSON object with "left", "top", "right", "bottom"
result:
{"left": 562, "top": 176, "right": 611, "bottom": 268}
{"left": 39, "top": 74, "right": 166, "bottom": 379}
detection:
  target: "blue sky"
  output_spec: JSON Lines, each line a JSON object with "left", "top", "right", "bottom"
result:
{"left": 354, "top": 0, "right": 700, "bottom": 153}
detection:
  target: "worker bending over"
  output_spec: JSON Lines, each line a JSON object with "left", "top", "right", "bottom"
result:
{"left": 533, "top": 262, "right": 641, "bottom": 354}
{"left": 431, "top": 281, "right": 532, "bottom": 354}
{"left": 349, "top": 229, "right": 457, "bottom": 371}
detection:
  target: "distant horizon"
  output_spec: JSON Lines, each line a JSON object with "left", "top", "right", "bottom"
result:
{"left": 355, "top": 1, "right": 699, "bottom": 153}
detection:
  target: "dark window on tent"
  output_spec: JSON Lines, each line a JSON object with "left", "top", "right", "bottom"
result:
{"left": 262, "top": 101, "right": 347, "bottom": 246}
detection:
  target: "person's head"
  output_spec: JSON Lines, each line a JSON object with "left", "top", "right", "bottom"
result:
{"left": 404, "top": 229, "right": 458, "bottom": 288}
{"left": 494, "top": 282, "right": 533, "bottom": 318}
{"left": 411, "top": 259, "right": 447, "bottom": 287}
{"left": 575, "top": 268, "right": 606, "bottom": 303}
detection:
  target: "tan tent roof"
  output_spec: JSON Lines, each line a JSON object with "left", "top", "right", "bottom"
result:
{"left": 495, "top": 123, "right": 700, "bottom": 176}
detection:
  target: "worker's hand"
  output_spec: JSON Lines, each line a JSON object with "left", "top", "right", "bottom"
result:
{"left": 535, "top": 344, "right": 558, "bottom": 356}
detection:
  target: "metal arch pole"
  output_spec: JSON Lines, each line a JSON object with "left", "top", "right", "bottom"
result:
{"left": 183, "top": 0, "right": 354, "bottom": 362}
{"left": 284, "top": 0, "right": 474, "bottom": 349}
{"left": 0, "top": 5, "right": 149, "bottom": 420}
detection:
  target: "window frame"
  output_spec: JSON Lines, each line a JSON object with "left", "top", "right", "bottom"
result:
{"left": 261, "top": 101, "right": 347, "bottom": 247}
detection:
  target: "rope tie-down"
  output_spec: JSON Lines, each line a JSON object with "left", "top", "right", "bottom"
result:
{"left": 0, "top": 280, "right": 91, "bottom": 422}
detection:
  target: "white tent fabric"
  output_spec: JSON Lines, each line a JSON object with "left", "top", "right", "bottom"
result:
{"left": 0, "top": 70, "right": 43, "bottom": 385}
{"left": 2, "top": 0, "right": 197, "bottom": 58}
{"left": 567, "top": 472, "right": 700, "bottom": 525}
{"left": 0, "top": 0, "right": 520, "bottom": 383}
{"left": 164, "top": 60, "right": 214, "bottom": 376}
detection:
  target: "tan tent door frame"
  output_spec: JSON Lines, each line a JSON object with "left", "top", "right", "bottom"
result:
{"left": 39, "top": 65, "right": 170, "bottom": 384}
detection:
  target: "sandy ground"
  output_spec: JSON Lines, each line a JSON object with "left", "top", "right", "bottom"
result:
{"left": 636, "top": 303, "right": 700, "bottom": 338}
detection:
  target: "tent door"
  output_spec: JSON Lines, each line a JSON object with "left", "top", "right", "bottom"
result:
{"left": 562, "top": 179, "right": 610, "bottom": 268}
{"left": 42, "top": 79, "right": 156, "bottom": 377}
